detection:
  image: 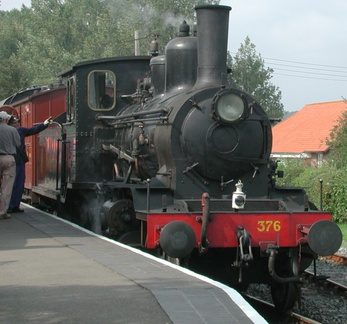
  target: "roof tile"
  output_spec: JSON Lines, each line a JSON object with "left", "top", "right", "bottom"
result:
{"left": 272, "top": 100, "right": 347, "bottom": 154}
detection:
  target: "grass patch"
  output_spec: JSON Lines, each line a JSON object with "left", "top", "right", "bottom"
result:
{"left": 338, "top": 223, "right": 347, "bottom": 248}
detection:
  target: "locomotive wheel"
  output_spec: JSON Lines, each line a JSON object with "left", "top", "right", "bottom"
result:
{"left": 107, "top": 199, "right": 139, "bottom": 241}
{"left": 270, "top": 282, "right": 299, "bottom": 313}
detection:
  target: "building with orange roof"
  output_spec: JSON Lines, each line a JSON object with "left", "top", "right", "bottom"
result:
{"left": 271, "top": 100, "right": 347, "bottom": 166}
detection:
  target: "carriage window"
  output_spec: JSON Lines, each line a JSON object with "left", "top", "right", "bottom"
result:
{"left": 67, "top": 77, "right": 76, "bottom": 121}
{"left": 88, "top": 71, "right": 116, "bottom": 110}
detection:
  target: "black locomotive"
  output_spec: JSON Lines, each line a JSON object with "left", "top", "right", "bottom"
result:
{"left": 1, "top": 5, "right": 342, "bottom": 313}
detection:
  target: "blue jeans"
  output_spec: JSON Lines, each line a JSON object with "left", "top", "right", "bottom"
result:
{"left": 9, "top": 161, "right": 25, "bottom": 209}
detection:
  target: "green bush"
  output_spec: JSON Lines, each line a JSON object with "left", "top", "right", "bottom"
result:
{"left": 323, "top": 169, "right": 347, "bottom": 223}
{"left": 338, "top": 223, "right": 347, "bottom": 247}
{"left": 275, "top": 159, "right": 347, "bottom": 223}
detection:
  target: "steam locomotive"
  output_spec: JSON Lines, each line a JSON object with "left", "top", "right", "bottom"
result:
{"left": 1, "top": 5, "right": 342, "bottom": 312}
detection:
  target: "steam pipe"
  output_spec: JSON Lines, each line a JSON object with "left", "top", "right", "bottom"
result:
{"left": 199, "top": 192, "right": 210, "bottom": 253}
{"left": 95, "top": 108, "right": 169, "bottom": 122}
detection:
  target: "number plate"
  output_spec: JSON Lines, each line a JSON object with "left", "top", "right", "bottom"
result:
{"left": 257, "top": 220, "right": 281, "bottom": 232}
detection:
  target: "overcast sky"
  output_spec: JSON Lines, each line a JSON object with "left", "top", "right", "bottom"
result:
{"left": 220, "top": 0, "right": 347, "bottom": 111}
{"left": 2, "top": 0, "right": 347, "bottom": 112}
{"left": 0, "top": 0, "right": 30, "bottom": 11}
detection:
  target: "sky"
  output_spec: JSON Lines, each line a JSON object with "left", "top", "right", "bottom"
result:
{"left": 1, "top": 0, "right": 347, "bottom": 112}
{"left": 220, "top": 0, "right": 347, "bottom": 111}
{"left": 0, "top": 0, "right": 31, "bottom": 11}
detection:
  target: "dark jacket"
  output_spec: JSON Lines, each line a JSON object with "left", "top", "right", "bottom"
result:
{"left": 15, "top": 123, "right": 47, "bottom": 164}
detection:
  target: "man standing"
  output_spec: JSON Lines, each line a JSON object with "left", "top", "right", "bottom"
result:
{"left": 0, "top": 111, "right": 20, "bottom": 219}
{"left": 7, "top": 116, "right": 52, "bottom": 213}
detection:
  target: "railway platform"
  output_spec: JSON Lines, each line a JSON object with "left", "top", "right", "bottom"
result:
{"left": 0, "top": 204, "right": 266, "bottom": 323}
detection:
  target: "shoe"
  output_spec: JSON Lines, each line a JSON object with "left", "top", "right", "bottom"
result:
{"left": 7, "top": 207, "right": 24, "bottom": 213}
{"left": 12, "top": 207, "right": 24, "bottom": 213}
{"left": 0, "top": 213, "right": 12, "bottom": 219}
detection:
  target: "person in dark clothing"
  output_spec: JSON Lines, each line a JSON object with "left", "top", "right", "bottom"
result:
{"left": 7, "top": 116, "right": 52, "bottom": 213}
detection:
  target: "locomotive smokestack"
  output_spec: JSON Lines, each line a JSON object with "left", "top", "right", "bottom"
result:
{"left": 193, "top": 5, "right": 231, "bottom": 89}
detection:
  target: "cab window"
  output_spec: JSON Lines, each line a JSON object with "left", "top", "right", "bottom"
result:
{"left": 88, "top": 71, "right": 116, "bottom": 110}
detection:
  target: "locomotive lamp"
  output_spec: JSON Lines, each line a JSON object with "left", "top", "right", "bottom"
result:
{"left": 232, "top": 180, "right": 246, "bottom": 209}
{"left": 212, "top": 89, "right": 249, "bottom": 124}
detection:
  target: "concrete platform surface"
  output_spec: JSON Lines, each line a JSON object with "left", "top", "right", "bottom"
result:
{"left": 0, "top": 205, "right": 266, "bottom": 323}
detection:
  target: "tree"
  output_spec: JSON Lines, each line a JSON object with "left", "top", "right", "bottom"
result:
{"left": 103, "top": 0, "right": 219, "bottom": 55}
{"left": 229, "top": 36, "right": 284, "bottom": 119}
{"left": 315, "top": 106, "right": 347, "bottom": 222}
{"left": 0, "top": 0, "right": 220, "bottom": 95}
{"left": 326, "top": 108, "right": 347, "bottom": 169}
{"left": 0, "top": 9, "right": 33, "bottom": 97}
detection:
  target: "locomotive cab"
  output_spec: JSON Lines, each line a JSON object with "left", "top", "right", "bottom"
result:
{"left": 33, "top": 56, "right": 151, "bottom": 225}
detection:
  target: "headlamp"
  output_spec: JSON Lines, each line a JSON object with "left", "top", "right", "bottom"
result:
{"left": 212, "top": 90, "right": 248, "bottom": 124}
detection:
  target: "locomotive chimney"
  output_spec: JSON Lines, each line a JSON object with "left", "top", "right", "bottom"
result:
{"left": 193, "top": 5, "right": 231, "bottom": 89}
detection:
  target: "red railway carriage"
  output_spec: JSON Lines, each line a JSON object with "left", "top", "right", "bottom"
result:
{"left": 0, "top": 85, "right": 66, "bottom": 195}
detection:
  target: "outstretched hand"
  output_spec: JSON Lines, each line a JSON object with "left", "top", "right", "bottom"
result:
{"left": 44, "top": 116, "right": 53, "bottom": 126}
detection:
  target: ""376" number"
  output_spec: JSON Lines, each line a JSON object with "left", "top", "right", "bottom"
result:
{"left": 257, "top": 220, "right": 281, "bottom": 232}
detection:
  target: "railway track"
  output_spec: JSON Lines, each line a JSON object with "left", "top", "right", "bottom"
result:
{"left": 303, "top": 253, "right": 347, "bottom": 298}
{"left": 243, "top": 294, "right": 321, "bottom": 324}
{"left": 242, "top": 253, "right": 347, "bottom": 323}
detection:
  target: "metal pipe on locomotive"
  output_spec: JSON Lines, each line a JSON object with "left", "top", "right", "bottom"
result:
{"left": 1, "top": 4, "right": 342, "bottom": 313}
